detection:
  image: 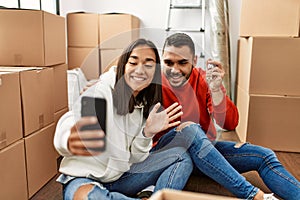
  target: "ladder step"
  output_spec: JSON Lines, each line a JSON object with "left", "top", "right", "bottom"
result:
{"left": 170, "top": 5, "right": 203, "bottom": 9}
{"left": 166, "top": 28, "right": 205, "bottom": 32}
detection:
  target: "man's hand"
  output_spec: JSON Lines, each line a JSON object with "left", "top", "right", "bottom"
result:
{"left": 68, "top": 117, "right": 105, "bottom": 156}
{"left": 206, "top": 60, "right": 225, "bottom": 92}
{"left": 206, "top": 60, "right": 225, "bottom": 105}
{"left": 143, "top": 102, "right": 183, "bottom": 138}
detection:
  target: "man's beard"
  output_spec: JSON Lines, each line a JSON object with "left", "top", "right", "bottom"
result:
{"left": 165, "top": 70, "right": 190, "bottom": 88}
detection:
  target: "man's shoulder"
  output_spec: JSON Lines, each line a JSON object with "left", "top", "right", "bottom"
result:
{"left": 191, "top": 67, "right": 206, "bottom": 81}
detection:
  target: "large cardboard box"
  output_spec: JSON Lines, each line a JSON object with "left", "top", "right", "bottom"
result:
{"left": 99, "top": 14, "right": 140, "bottom": 49}
{"left": 0, "top": 72, "right": 23, "bottom": 149}
{"left": 68, "top": 47, "right": 100, "bottom": 80}
{"left": 54, "top": 107, "right": 69, "bottom": 158}
{"left": 237, "top": 37, "right": 300, "bottom": 96}
{"left": 25, "top": 123, "right": 58, "bottom": 198}
{"left": 150, "top": 189, "right": 238, "bottom": 200}
{"left": 236, "top": 86, "right": 300, "bottom": 152}
{"left": 53, "top": 64, "right": 68, "bottom": 112}
{"left": 0, "top": 140, "right": 28, "bottom": 200}
{"left": 240, "top": 0, "right": 300, "bottom": 37}
{"left": 100, "top": 48, "right": 123, "bottom": 73}
{"left": 0, "top": 9, "right": 66, "bottom": 66}
{"left": 67, "top": 12, "right": 99, "bottom": 47}
{"left": 0, "top": 67, "right": 54, "bottom": 136}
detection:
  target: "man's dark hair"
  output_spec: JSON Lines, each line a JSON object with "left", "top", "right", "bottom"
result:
{"left": 113, "top": 38, "right": 162, "bottom": 119}
{"left": 162, "top": 33, "right": 195, "bottom": 55}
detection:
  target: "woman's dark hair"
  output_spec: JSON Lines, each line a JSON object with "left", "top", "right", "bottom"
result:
{"left": 112, "top": 38, "right": 162, "bottom": 119}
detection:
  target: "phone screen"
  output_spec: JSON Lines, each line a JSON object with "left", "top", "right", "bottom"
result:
{"left": 81, "top": 96, "right": 106, "bottom": 132}
{"left": 80, "top": 96, "right": 107, "bottom": 151}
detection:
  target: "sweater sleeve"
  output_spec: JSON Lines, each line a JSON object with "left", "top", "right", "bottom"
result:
{"left": 129, "top": 128, "right": 153, "bottom": 163}
{"left": 53, "top": 111, "right": 76, "bottom": 157}
{"left": 208, "top": 86, "right": 239, "bottom": 131}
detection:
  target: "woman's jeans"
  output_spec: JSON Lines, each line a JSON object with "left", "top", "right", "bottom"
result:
{"left": 61, "top": 146, "right": 193, "bottom": 200}
{"left": 152, "top": 124, "right": 300, "bottom": 200}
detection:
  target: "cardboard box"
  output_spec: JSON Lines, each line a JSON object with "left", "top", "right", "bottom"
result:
{"left": 240, "top": 0, "right": 300, "bottom": 37}
{"left": 54, "top": 107, "right": 68, "bottom": 158}
{"left": 54, "top": 107, "right": 69, "bottom": 126}
{"left": 68, "top": 47, "right": 100, "bottom": 80}
{"left": 53, "top": 64, "right": 68, "bottom": 112}
{"left": 25, "top": 123, "right": 58, "bottom": 198}
{"left": 0, "top": 72, "right": 23, "bottom": 149}
{"left": 67, "top": 12, "right": 99, "bottom": 47}
{"left": 150, "top": 189, "right": 238, "bottom": 200}
{"left": 0, "top": 67, "right": 54, "bottom": 136}
{"left": 237, "top": 37, "right": 300, "bottom": 96}
{"left": 99, "top": 14, "right": 140, "bottom": 49}
{"left": 0, "top": 9, "right": 66, "bottom": 66}
{"left": 100, "top": 48, "right": 123, "bottom": 73}
{"left": 0, "top": 140, "right": 28, "bottom": 200}
{"left": 236, "top": 86, "right": 300, "bottom": 152}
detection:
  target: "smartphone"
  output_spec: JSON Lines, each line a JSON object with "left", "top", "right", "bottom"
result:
{"left": 81, "top": 96, "right": 106, "bottom": 151}
{"left": 207, "top": 63, "right": 215, "bottom": 70}
{"left": 206, "top": 63, "right": 215, "bottom": 82}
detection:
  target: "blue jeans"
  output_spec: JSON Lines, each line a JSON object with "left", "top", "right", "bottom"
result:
{"left": 60, "top": 146, "right": 193, "bottom": 200}
{"left": 214, "top": 141, "right": 300, "bottom": 200}
{"left": 152, "top": 124, "right": 300, "bottom": 200}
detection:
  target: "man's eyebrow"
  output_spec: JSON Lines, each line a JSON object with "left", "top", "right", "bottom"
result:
{"left": 179, "top": 59, "right": 189, "bottom": 63}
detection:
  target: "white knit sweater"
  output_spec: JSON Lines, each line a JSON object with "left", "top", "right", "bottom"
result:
{"left": 54, "top": 68, "right": 152, "bottom": 183}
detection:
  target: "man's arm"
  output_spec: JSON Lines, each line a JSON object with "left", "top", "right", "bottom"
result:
{"left": 206, "top": 60, "right": 239, "bottom": 130}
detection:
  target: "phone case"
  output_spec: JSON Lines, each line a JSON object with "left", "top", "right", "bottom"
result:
{"left": 81, "top": 96, "right": 107, "bottom": 151}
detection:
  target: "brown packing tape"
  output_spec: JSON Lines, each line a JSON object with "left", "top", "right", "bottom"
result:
{"left": 0, "top": 76, "right": 2, "bottom": 86}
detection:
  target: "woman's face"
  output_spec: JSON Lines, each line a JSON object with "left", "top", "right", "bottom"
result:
{"left": 124, "top": 45, "right": 157, "bottom": 96}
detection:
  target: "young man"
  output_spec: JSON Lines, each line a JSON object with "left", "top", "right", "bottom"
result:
{"left": 149, "top": 33, "right": 300, "bottom": 200}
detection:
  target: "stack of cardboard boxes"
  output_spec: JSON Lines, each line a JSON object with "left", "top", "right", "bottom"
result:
{"left": 0, "top": 9, "right": 68, "bottom": 199}
{"left": 236, "top": 0, "right": 300, "bottom": 152}
{"left": 67, "top": 12, "right": 140, "bottom": 80}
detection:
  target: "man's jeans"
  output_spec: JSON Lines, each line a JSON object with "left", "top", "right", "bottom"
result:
{"left": 152, "top": 124, "right": 300, "bottom": 200}
{"left": 60, "top": 146, "right": 193, "bottom": 200}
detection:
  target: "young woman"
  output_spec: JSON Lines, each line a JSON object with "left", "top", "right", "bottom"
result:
{"left": 54, "top": 39, "right": 193, "bottom": 200}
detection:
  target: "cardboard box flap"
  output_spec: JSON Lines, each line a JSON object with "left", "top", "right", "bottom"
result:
{"left": 67, "top": 12, "right": 99, "bottom": 47}
{"left": 0, "top": 72, "right": 23, "bottom": 149}
{"left": 0, "top": 66, "right": 43, "bottom": 72}
{"left": 240, "top": 0, "right": 300, "bottom": 37}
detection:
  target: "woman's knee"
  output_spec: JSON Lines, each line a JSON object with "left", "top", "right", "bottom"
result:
{"left": 73, "top": 184, "right": 94, "bottom": 200}
{"left": 175, "top": 121, "right": 196, "bottom": 131}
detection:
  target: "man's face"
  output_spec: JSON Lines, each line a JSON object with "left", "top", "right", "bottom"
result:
{"left": 162, "top": 45, "right": 196, "bottom": 88}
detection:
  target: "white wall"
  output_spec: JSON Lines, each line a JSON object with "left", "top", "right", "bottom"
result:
{"left": 60, "top": 0, "right": 241, "bottom": 98}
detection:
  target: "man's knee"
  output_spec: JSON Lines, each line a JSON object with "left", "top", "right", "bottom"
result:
{"left": 176, "top": 121, "right": 196, "bottom": 131}
{"left": 73, "top": 184, "right": 94, "bottom": 200}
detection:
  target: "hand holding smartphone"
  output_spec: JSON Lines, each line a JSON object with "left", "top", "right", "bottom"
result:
{"left": 81, "top": 96, "right": 107, "bottom": 151}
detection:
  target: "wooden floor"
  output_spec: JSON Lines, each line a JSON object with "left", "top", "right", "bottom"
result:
{"left": 30, "top": 131, "right": 300, "bottom": 200}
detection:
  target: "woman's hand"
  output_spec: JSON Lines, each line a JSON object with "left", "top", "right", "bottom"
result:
{"left": 68, "top": 117, "right": 105, "bottom": 156}
{"left": 143, "top": 102, "right": 183, "bottom": 138}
